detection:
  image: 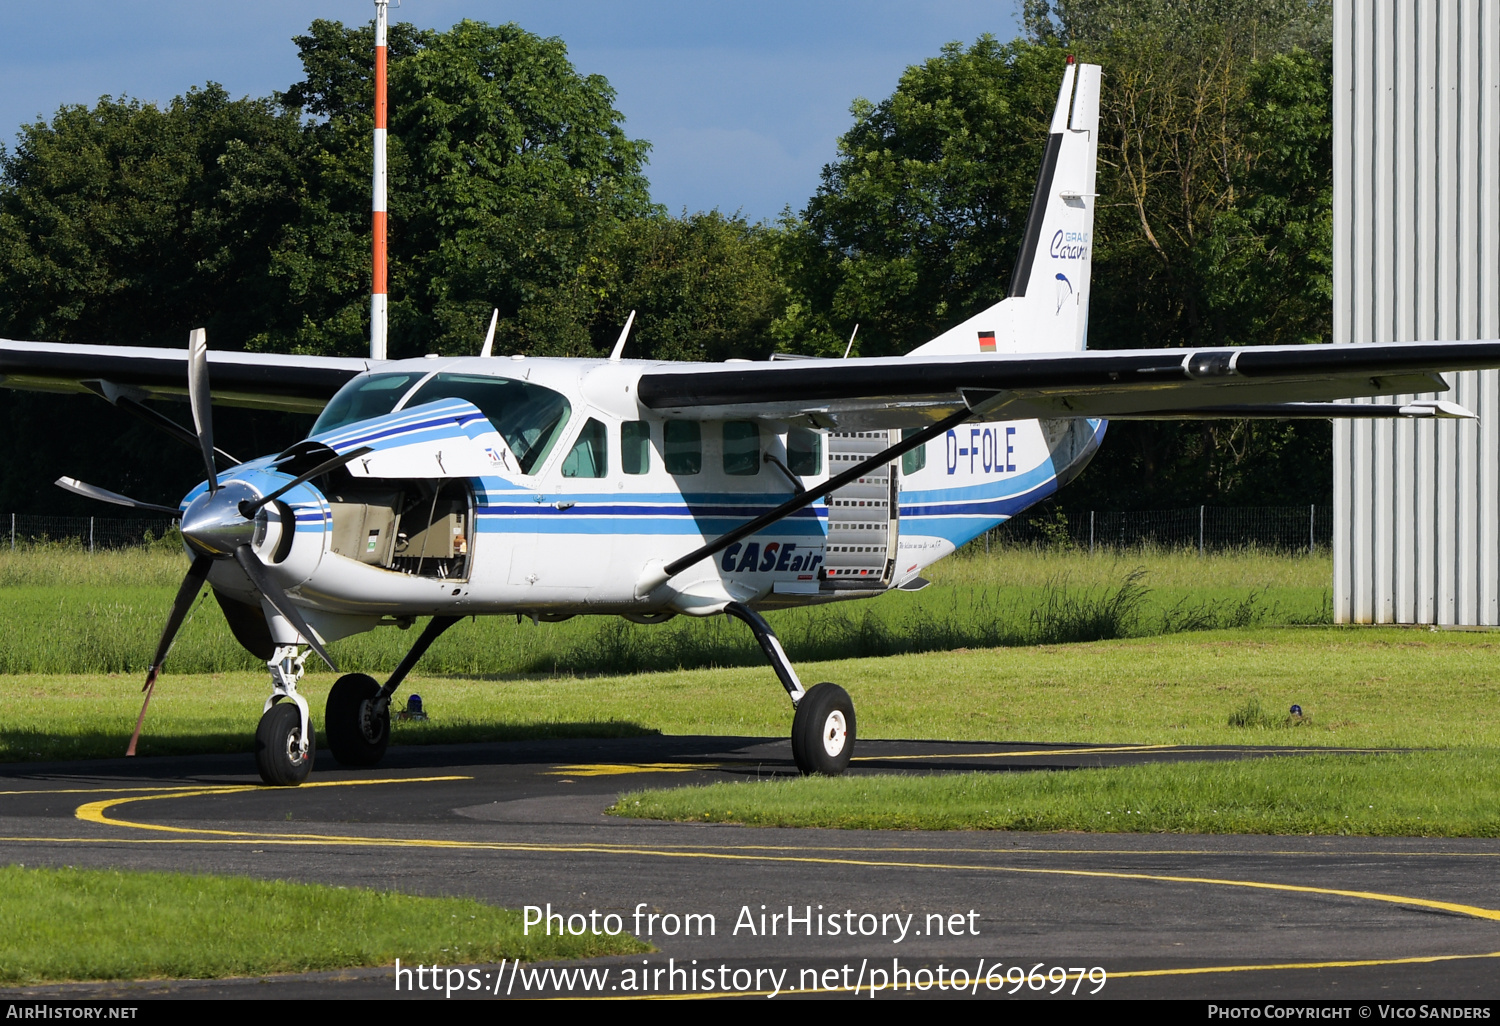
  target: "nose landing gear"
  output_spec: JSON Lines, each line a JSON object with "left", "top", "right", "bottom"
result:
{"left": 255, "top": 645, "right": 315, "bottom": 786}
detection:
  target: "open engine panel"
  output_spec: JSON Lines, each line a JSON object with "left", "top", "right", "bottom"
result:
{"left": 323, "top": 477, "right": 473, "bottom": 580}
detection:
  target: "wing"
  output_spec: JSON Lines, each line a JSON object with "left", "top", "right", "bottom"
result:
{"left": 635, "top": 341, "right": 1500, "bottom": 428}
{"left": 0, "top": 339, "right": 368, "bottom": 413}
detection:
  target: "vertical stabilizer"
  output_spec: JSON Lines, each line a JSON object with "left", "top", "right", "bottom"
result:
{"left": 908, "top": 60, "right": 1100, "bottom": 358}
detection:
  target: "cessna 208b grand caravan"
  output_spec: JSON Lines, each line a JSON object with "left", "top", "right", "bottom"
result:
{"left": 3, "top": 60, "right": 1497, "bottom": 785}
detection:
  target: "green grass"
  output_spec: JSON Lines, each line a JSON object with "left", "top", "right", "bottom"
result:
{"left": 0, "top": 543, "right": 1331, "bottom": 676}
{"left": 5, "top": 625, "right": 1500, "bottom": 761}
{"left": 0, "top": 865, "right": 648, "bottom": 985}
{"left": 609, "top": 750, "right": 1500, "bottom": 836}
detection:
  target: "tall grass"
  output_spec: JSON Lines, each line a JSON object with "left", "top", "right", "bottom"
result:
{"left": 0, "top": 543, "right": 1332, "bottom": 677}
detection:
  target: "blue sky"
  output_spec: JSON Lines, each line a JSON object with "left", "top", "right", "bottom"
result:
{"left": 1, "top": 1, "right": 1023, "bottom": 223}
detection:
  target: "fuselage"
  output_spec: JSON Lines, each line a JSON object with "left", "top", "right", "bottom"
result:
{"left": 181, "top": 355, "right": 1105, "bottom": 646}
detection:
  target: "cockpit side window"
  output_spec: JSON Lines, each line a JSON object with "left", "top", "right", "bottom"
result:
{"left": 312, "top": 373, "right": 427, "bottom": 435}
{"left": 401, "top": 373, "right": 572, "bottom": 475}
{"left": 561, "top": 418, "right": 608, "bottom": 478}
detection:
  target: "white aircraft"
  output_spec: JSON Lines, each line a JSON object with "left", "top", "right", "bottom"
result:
{"left": 2, "top": 60, "right": 1493, "bottom": 785}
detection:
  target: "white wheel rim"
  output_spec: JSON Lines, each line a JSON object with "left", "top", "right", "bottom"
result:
{"left": 821, "top": 710, "right": 848, "bottom": 758}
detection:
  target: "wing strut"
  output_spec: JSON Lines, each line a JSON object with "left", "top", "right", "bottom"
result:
{"left": 644, "top": 406, "right": 975, "bottom": 592}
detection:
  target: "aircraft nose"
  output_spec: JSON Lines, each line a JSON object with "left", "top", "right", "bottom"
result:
{"left": 180, "top": 480, "right": 261, "bottom": 557}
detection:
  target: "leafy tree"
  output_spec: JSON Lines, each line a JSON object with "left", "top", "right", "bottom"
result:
{"left": 591, "top": 211, "right": 785, "bottom": 364}
{"left": 772, "top": 37, "right": 1066, "bottom": 358}
{"left": 0, "top": 87, "right": 318, "bottom": 513}
{"left": 0, "top": 86, "right": 307, "bottom": 349}
{"left": 1052, "top": 11, "right": 1335, "bottom": 509}
{"left": 776, "top": 3, "right": 1334, "bottom": 507}
{"left": 271, "top": 18, "right": 656, "bottom": 359}
{"left": 0, "top": 18, "right": 789, "bottom": 512}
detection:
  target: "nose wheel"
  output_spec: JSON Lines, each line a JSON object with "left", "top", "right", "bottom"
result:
{"left": 791, "top": 682, "right": 856, "bottom": 776}
{"left": 255, "top": 701, "right": 314, "bottom": 786}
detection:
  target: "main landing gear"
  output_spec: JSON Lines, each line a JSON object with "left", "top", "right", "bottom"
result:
{"left": 724, "top": 602, "right": 856, "bottom": 776}
{"left": 324, "top": 615, "right": 461, "bottom": 769}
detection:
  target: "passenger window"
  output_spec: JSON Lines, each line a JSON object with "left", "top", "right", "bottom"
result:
{"left": 902, "top": 427, "right": 927, "bottom": 474}
{"left": 787, "top": 427, "right": 822, "bottom": 475}
{"left": 723, "top": 422, "right": 760, "bottom": 476}
{"left": 561, "top": 418, "right": 608, "bottom": 478}
{"left": 622, "top": 421, "right": 651, "bottom": 475}
{"left": 664, "top": 421, "right": 701, "bottom": 475}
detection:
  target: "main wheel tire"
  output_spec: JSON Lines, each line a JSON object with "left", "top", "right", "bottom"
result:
{"left": 791, "top": 682, "right": 855, "bottom": 776}
{"left": 325, "top": 673, "right": 390, "bottom": 768}
{"left": 255, "top": 701, "right": 314, "bottom": 786}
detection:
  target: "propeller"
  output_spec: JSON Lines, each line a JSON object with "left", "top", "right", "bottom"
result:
{"left": 54, "top": 477, "right": 182, "bottom": 517}
{"left": 232, "top": 545, "right": 335, "bottom": 671}
{"left": 237, "top": 445, "right": 373, "bottom": 520}
{"left": 125, "top": 553, "right": 213, "bottom": 756}
{"left": 62, "top": 328, "right": 343, "bottom": 755}
{"left": 187, "top": 327, "right": 217, "bottom": 492}
{"left": 81, "top": 382, "right": 241, "bottom": 468}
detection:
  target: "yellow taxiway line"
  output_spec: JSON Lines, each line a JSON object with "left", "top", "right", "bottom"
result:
{"left": 58, "top": 779, "right": 1500, "bottom": 925}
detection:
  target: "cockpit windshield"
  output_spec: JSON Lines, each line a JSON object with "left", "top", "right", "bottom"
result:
{"left": 312, "top": 373, "right": 425, "bottom": 435}
{"left": 401, "top": 373, "right": 572, "bottom": 474}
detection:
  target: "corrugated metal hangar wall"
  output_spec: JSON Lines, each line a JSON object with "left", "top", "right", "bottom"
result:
{"left": 1333, "top": 0, "right": 1500, "bottom": 625}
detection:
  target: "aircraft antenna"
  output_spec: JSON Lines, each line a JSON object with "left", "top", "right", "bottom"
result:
{"left": 609, "top": 310, "right": 637, "bottom": 362}
{"left": 370, "top": 0, "right": 390, "bottom": 360}
{"left": 480, "top": 308, "right": 499, "bottom": 357}
{"left": 843, "top": 323, "right": 859, "bottom": 359}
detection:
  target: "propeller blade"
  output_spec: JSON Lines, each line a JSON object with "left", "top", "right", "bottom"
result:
{"left": 237, "top": 446, "right": 375, "bottom": 520}
{"left": 126, "top": 553, "right": 213, "bottom": 756}
{"left": 121, "top": 396, "right": 241, "bottom": 467}
{"left": 55, "top": 477, "right": 182, "bottom": 517}
{"left": 232, "top": 544, "right": 338, "bottom": 672}
{"left": 81, "top": 383, "right": 240, "bottom": 467}
{"left": 187, "top": 327, "right": 218, "bottom": 492}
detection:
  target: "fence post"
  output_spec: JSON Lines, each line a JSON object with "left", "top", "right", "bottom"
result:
{"left": 1089, "top": 510, "right": 1095, "bottom": 554}
{"left": 985, "top": 529, "right": 990, "bottom": 554}
{"left": 89, "top": 516, "right": 94, "bottom": 554}
{"left": 1198, "top": 505, "right": 1205, "bottom": 557}
{"left": 9, "top": 513, "right": 12, "bottom": 551}
{"left": 1309, "top": 504, "right": 1315, "bottom": 555}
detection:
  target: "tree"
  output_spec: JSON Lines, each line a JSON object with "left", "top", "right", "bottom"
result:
{"left": 591, "top": 211, "right": 785, "bottom": 364}
{"left": 0, "top": 87, "right": 318, "bottom": 513}
{"left": 1046, "top": 7, "right": 1335, "bottom": 509}
{"left": 775, "top": 3, "right": 1334, "bottom": 507}
{"left": 272, "top": 18, "right": 656, "bottom": 359}
{"left": 772, "top": 37, "right": 1066, "bottom": 358}
{"left": 0, "top": 86, "right": 308, "bottom": 350}
{"left": 0, "top": 18, "right": 788, "bottom": 512}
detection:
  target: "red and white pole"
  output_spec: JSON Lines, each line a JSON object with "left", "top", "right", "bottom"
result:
{"left": 371, "top": 0, "right": 389, "bottom": 360}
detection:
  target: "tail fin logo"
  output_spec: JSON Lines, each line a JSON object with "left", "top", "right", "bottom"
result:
{"left": 1055, "top": 273, "right": 1073, "bottom": 314}
{"left": 978, "top": 331, "right": 997, "bottom": 352}
{"left": 1049, "top": 229, "right": 1091, "bottom": 260}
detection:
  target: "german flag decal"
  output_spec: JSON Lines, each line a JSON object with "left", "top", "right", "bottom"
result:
{"left": 978, "top": 331, "right": 996, "bottom": 352}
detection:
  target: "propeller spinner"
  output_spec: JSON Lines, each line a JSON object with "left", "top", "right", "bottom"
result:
{"left": 55, "top": 329, "right": 353, "bottom": 756}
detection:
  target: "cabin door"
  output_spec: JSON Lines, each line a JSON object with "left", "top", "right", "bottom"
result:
{"left": 819, "top": 429, "right": 899, "bottom": 590}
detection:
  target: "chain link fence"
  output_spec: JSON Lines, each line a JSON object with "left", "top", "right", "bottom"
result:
{"left": 3, "top": 513, "right": 178, "bottom": 552}
{"left": 987, "top": 505, "right": 1332, "bottom": 554}
{"left": 3, "top": 506, "right": 1330, "bottom": 556}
